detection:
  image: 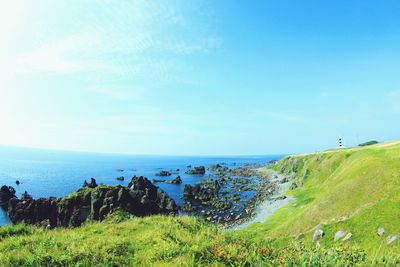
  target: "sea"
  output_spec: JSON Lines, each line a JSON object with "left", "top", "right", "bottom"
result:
{"left": 0, "top": 145, "right": 284, "bottom": 226}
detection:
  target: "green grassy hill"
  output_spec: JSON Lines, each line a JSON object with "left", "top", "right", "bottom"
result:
{"left": 0, "top": 141, "right": 399, "bottom": 266}
{"left": 246, "top": 141, "right": 400, "bottom": 255}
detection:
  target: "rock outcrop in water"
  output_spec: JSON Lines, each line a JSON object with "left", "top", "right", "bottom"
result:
{"left": 83, "top": 178, "right": 98, "bottom": 188}
{"left": 153, "top": 176, "right": 182, "bottom": 185}
{"left": 0, "top": 186, "right": 16, "bottom": 208}
{"left": 185, "top": 166, "right": 206, "bottom": 175}
{"left": 1, "top": 176, "right": 178, "bottom": 228}
{"left": 155, "top": 170, "right": 172, "bottom": 177}
{"left": 208, "top": 164, "right": 229, "bottom": 173}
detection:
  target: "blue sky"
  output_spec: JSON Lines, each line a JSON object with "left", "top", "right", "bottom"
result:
{"left": 0, "top": 0, "right": 399, "bottom": 155}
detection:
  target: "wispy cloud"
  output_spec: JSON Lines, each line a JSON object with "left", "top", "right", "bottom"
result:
{"left": 11, "top": 1, "right": 221, "bottom": 83}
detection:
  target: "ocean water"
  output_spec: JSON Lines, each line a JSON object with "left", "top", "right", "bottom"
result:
{"left": 0, "top": 146, "right": 284, "bottom": 226}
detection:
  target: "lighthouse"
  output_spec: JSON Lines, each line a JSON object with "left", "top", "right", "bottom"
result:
{"left": 339, "top": 137, "right": 344, "bottom": 148}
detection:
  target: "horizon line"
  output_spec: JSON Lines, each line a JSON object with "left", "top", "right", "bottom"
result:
{"left": 0, "top": 143, "right": 289, "bottom": 158}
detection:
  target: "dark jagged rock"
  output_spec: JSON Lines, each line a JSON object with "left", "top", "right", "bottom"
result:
{"left": 8, "top": 197, "right": 59, "bottom": 228}
{"left": 83, "top": 178, "right": 98, "bottom": 188}
{"left": 208, "top": 164, "right": 229, "bottom": 172}
{"left": 153, "top": 175, "right": 182, "bottom": 185}
{"left": 171, "top": 176, "right": 182, "bottom": 184}
{"left": 228, "top": 167, "right": 256, "bottom": 177}
{"left": 1, "top": 176, "right": 177, "bottom": 228}
{"left": 183, "top": 183, "right": 218, "bottom": 203}
{"left": 0, "top": 186, "right": 16, "bottom": 208}
{"left": 185, "top": 166, "right": 206, "bottom": 175}
{"left": 155, "top": 170, "right": 172, "bottom": 177}
{"left": 21, "top": 191, "right": 33, "bottom": 200}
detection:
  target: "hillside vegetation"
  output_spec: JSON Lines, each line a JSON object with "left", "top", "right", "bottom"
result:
{"left": 246, "top": 141, "right": 400, "bottom": 255}
{"left": 0, "top": 141, "right": 399, "bottom": 266}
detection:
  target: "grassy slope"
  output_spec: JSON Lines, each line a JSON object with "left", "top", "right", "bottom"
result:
{"left": 246, "top": 141, "right": 400, "bottom": 255}
{"left": 0, "top": 214, "right": 374, "bottom": 266}
{"left": 0, "top": 141, "right": 399, "bottom": 266}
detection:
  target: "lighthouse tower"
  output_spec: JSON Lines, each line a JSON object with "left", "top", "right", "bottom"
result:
{"left": 339, "top": 137, "right": 344, "bottom": 148}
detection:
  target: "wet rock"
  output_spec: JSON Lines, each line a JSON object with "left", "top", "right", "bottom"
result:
{"left": 185, "top": 166, "right": 206, "bottom": 175}
{"left": 16, "top": 180, "right": 21, "bottom": 185}
{"left": 83, "top": 178, "right": 98, "bottom": 188}
{"left": 155, "top": 171, "right": 172, "bottom": 177}
{"left": 116, "top": 176, "right": 125, "bottom": 181}
{"left": 377, "top": 227, "right": 385, "bottom": 236}
{"left": 334, "top": 230, "right": 347, "bottom": 242}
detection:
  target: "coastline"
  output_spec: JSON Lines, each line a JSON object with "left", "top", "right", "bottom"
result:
{"left": 228, "top": 170, "right": 293, "bottom": 230}
{"left": 0, "top": 154, "right": 285, "bottom": 228}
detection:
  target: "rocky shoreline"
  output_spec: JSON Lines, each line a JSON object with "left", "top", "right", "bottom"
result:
{"left": 0, "top": 160, "right": 291, "bottom": 229}
{"left": 180, "top": 163, "right": 291, "bottom": 228}
{"left": 230, "top": 172, "right": 293, "bottom": 230}
{"left": 0, "top": 176, "right": 177, "bottom": 228}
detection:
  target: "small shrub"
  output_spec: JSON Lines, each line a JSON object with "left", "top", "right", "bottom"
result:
{"left": 359, "top": 141, "right": 379, "bottom": 146}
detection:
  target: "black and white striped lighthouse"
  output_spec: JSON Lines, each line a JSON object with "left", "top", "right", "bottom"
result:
{"left": 339, "top": 137, "right": 343, "bottom": 148}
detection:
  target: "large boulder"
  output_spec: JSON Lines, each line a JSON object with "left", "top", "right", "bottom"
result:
{"left": 170, "top": 176, "right": 182, "bottom": 184}
{"left": 185, "top": 166, "right": 206, "bottom": 175}
{"left": 0, "top": 186, "right": 16, "bottom": 208}
{"left": 183, "top": 184, "right": 218, "bottom": 203}
{"left": 334, "top": 230, "right": 347, "bottom": 242}
{"left": 83, "top": 178, "right": 98, "bottom": 188}
{"left": 208, "top": 164, "right": 229, "bottom": 173}
{"left": 312, "top": 227, "right": 324, "bottom": 243}
{"left": 155, "top": 171, "right": 172, "bottom": 177}
{"left": 8, "top": 197, "right": 59, "bottom": 228}
{"left": 153, "top": 176, "right": 182, "bottom": 185}
{"left": 377, "top": 227, "right": 385, "bottom": 236}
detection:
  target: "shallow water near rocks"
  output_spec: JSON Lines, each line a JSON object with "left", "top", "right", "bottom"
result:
{"left": 0, "top": 145, "right": 284, "bottom": 226}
